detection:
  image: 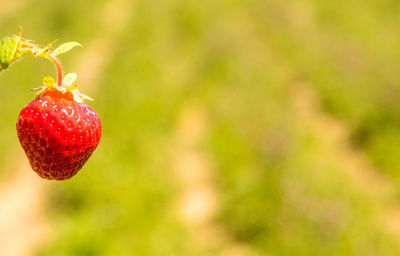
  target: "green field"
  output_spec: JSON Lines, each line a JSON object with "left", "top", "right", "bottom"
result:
{"left": 1, "top": 0, "right": 400, "bottom": 255}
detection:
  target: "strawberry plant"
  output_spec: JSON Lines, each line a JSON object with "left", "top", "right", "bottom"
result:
{"left": 0, "top": 28, "right": 101, "bottom": 180}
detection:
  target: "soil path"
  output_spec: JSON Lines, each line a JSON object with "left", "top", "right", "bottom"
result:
{"left": 173, "top": 105, "right": 253, "bottom": 256}
{"left": 290, "top": 81, "right": 400, "bottom": 238}
{"left": 172, "top": 82, "right": 400, "bottom": 254}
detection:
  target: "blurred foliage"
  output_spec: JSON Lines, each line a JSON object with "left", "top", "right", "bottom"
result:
{"left": 1, "top": 0, "right": 400, "bottom": 255}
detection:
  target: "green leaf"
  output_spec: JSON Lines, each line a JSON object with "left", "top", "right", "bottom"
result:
{"left": 0, "top": 36, "right": 19, "bottom": 69}
{"left": 53, "top": 42, "right": 82, "bottom": 56}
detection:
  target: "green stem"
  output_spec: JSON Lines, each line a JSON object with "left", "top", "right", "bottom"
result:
{"left": 46, "top": 53, "right": 63, "bottom": 86}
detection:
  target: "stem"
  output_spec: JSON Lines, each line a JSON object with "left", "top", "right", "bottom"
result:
{"left": 47, "top": 53, "right": 63, "bottom": 86}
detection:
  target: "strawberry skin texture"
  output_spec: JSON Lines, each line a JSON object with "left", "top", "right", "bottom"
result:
{"left": 16, "top": 90, "right": 102, "bottom": 180}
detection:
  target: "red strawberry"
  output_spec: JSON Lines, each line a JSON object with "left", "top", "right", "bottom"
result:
{"left": 0, "top": 31, "right": 100, "bottom": 180}
{"left": 16, "top": 84, "right": 101, "bottom": 180}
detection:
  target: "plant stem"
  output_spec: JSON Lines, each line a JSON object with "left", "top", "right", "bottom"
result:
{"left": 47, "top": 53, "right": 63, "bottom": 86}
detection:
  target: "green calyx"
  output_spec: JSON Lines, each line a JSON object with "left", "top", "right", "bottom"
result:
{"left": 34, "top": 73, "right": 93, "bottom": 103}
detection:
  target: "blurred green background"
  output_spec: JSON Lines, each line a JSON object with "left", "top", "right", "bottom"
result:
{"left": 1, "top": 0, "right": 400, "bottom": 255}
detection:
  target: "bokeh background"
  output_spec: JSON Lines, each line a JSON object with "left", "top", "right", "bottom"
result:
{"left": 1, "top": 0, "right": 400, "bottom": 255}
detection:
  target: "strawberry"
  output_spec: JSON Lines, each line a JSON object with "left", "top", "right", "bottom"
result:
{"left": 16, "top": 75, "right": 102, "bottom": 180}
{"left": 0, "top": 30, "right": 101, "bottom": 180}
